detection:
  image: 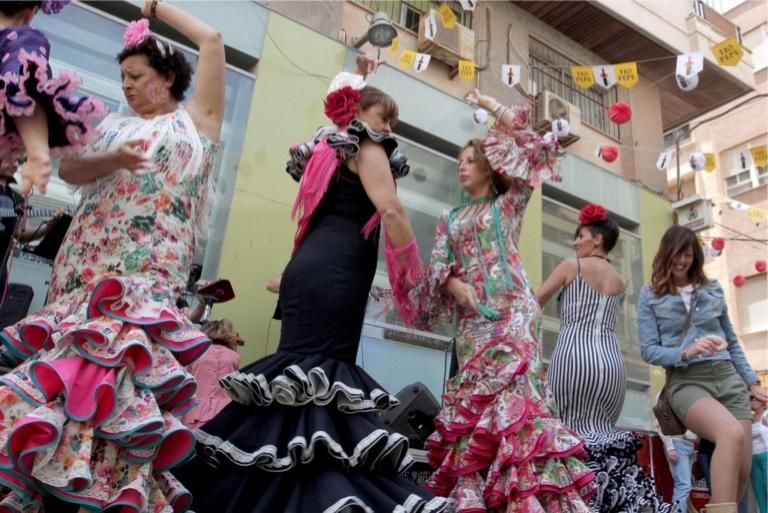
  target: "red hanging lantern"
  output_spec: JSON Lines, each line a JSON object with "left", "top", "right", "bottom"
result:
{"left": 756, "top": 260, "right": 767, "bottom": 273}
{"left": 599, "top": 145, "right": 618, "bottom": 163}
{"left": 608, "top": 101, "right": 632, "bottom": 124}
{"left": 733, "top": 275, "right": 746, "bottom": 287}
{"left": 711, "top": 237, "right": 725, "bottom": 251}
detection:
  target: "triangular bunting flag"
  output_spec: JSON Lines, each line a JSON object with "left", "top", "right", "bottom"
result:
{"left": 571, "top": 66, "right": 594, "bottom": 89}
{"left": 389, "top": 36, "right": 399, "bottom": 56}
{"left": 712, "top": 38, "right": 744, "bottom": 66}
{"left": 423, "top": 10, "right": 438, "bottom": 41}
{"left": 458, "top": 60, "right": 475, "bottom": 81}
{"left": 734, "top": 149, "right": 752, "bottom": 171}
{"left": 438, "top": 4, "right": 457, "bottom": 29}
{"left": 399, "top": 49, "right": 416, "bottom": 69}
{"left": 414, "top": 53, "right": 431, "bottom": 73}
{"left": 615, "top": 62, "right": 639, "bottom": 88}
{"left": 592, "top": 65, "right": 617, "bottom": 88}
{"left": 704, "top": 153, "right": 716, "bottom": 173}
{"left": 676, "top": 52, "right": 704, "bottom": 76}
{"left": 501, "top": 64, "right": 520, "bottom": 88}
{"left": 750, "top": 145, "right": 768, "bottom": 167}
{"left": 657, "top": 150, "right": 673, "bottom": 171}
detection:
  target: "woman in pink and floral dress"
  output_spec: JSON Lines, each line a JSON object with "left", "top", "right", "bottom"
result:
{"left": 404, "top": 89, "right": 596, "bottom": 512}
{"left": 0, "top": 1, "right": 225, "bottom": 512}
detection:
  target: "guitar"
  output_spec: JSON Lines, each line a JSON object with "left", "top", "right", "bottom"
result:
{"left": 0, "top": 207, "right": 73, "bottom": 219}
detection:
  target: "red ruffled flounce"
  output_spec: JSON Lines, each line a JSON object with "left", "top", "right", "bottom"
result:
{"left": 0, "top": 276, "right": 209, "bottom": 513}
{"left": 424, "top": 323, "right": 596, "bottom": 513}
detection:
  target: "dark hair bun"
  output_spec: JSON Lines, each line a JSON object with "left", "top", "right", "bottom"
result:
{"left": 117, "top": 36, "right": 192, "bottom": 102}
{"left": 576, "top": 217, "right": 620, "bottom": 253}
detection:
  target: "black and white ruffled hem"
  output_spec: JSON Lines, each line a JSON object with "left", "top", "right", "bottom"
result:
{"left": 585, "top": 430, "right": 672, "bottom": 513}
{"left": 195, "top": 427, "right": 412, "bottom": 473}
{"left": 321, "top": 494, "right": 451, "bottom": 513}
{"left": 220, "top": 365, "right": 398, "bottom": 413}
{"left": 188, "top": 494, "right": 450, "bottom": 513}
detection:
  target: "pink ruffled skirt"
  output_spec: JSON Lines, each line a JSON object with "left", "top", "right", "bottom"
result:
{"left": 0, "top": 276, "right": 209, "bottom": 513}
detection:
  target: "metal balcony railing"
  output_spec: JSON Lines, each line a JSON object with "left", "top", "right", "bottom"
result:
{"left": 693, "top": 0, "right": 743, "bottom": 42}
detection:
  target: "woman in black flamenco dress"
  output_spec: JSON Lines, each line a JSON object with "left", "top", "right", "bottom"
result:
{"left": 173, "top": 60, "right": 449, "bottom": 513}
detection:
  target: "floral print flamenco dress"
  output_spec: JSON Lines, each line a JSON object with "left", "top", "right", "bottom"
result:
{"left": 410, "top": 106, "right": 596, "bottom": 513}
{"left": 0, "top": 109, "right": 216, "bottom": 513}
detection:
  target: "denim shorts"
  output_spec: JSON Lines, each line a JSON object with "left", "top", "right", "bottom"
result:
{"left": 667, "top": 360, "right": 752, "bottom": 421}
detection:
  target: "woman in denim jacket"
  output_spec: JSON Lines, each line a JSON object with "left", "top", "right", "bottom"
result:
{"left": 639, "top": 225, "right": 767, "bottom": 513}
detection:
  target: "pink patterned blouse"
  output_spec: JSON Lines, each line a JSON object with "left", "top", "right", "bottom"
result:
{"left": 181, "top": 344, "right": 241, "bottom": 429}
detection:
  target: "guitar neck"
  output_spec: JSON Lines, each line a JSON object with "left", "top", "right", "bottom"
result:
{"left": 0, "top": 207, "right": 72, "bottom": 219}
{"left": 25, "top": 207, "right": 72, "bottom": 218}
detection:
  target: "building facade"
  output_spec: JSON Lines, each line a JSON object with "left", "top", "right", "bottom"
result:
{"left": 665, "top": 0, "right": 767, "bottom": 382}
{"left": 24, "top": 0, "right": 755, "bottom": 432}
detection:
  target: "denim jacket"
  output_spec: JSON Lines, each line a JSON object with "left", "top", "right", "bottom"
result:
{"left": 638, "top": 279, "right": 758, "bottom": 385}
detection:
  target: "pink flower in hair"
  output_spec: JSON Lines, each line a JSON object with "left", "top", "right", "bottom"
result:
{"left": 123, "top": 19, "right": 151, "bottom": 49}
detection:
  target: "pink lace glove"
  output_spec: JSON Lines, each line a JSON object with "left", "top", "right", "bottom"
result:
{"left": 384, "top": 237, "right": 424, "bottom": 327}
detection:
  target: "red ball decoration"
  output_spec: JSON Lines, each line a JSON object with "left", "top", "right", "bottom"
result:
{"left": 599, "top": 145, "right": 618, "bottom": 163}
{"left": 711, "top": 237, "right": 725, "bottom": 251}
{"left": 733, "top": 275, "right": 746, "bottom": 287}
{"left": 756, "top": 260, "right": 767, "bottom": 273}
{"left": 608, "top": 101, "right": 632, "bottom": 124}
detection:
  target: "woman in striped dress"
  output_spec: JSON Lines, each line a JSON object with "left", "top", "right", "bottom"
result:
{"left": 536, "top": 203, "right": 669, "bottom": 513}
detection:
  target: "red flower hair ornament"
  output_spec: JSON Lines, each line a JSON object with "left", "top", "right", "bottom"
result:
{"left": 324, "top": 72, "right": 366, "bottom": 127}
{"left": 579, "top": 203, "right": 609, "bottom": 225}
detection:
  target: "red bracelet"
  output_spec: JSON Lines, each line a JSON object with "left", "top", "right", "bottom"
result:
{"left": 150, "top": 0, "right": 160, "bottom": 18}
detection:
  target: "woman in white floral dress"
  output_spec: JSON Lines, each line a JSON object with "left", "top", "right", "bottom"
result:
{"left": 0, "top": 2, "right": 225, "bottom": 512}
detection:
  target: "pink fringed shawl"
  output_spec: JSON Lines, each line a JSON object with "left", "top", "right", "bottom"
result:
{"left": 291, "top": 139, "right": 339, "bottom": 252}
{"left": 290, "top": 138, "right": 382, "bottom": 252}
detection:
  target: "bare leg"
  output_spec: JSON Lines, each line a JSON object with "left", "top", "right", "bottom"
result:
{"left": 14, "top": 107, "right": 52, "bottom": 195}
{"left": 736, "top": 419, "right": 752, "bottom": 500}
{"left": 684, "top": 396, "right": 748, "bottom": 503}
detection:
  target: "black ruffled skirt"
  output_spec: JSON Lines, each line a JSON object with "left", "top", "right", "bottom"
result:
{"left": 172, "top": 351, "right": 450, "bottom": 513}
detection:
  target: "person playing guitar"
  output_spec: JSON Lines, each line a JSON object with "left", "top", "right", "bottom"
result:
{"left": 0, "top": 159, "right": 66, "bottom": 301}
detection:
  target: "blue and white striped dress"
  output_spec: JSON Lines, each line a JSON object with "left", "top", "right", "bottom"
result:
{"left": 550, "top": 259, "right": 670, "bottom": 513}
{"left": 550, "top": 262, "right": 625, "bottom": 436}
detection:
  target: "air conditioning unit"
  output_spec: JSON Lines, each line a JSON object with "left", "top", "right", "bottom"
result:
{"left": 534, "top": 91, "right": 580, "bottom": 147}
{"left": 417, "top": 10, "right": 474, "bottom": 64}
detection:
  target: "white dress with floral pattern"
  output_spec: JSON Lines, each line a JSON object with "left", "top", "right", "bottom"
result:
{"left": 0, "top": 109, "right": 216, "bottom": 513}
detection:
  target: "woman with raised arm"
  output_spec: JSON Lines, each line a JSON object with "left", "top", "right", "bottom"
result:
{"left": 0, "top": 1, "right": 226, "bottom": 510}
{"left": 172, "top": 56, "right": 449, "bottom": 513}
{"left": 405, "top": 89, "right": 596, "bottom": 512}
{"left": 537, "top": 204, "right": 669, "bottom": 513}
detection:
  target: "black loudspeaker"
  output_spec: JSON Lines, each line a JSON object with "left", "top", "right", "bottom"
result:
{"left": 31, "top": 215, "right": 72, "bottom": 261}
{"left": 380, "top": 382, "right": 440, "bottom": 450}
{"left": 0, "top": 283, "right": 34, "bottom": 330}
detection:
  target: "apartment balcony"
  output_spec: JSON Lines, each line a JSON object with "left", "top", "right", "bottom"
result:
{"left": 511, "top": 0, "right": 755, "bottom": 130}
